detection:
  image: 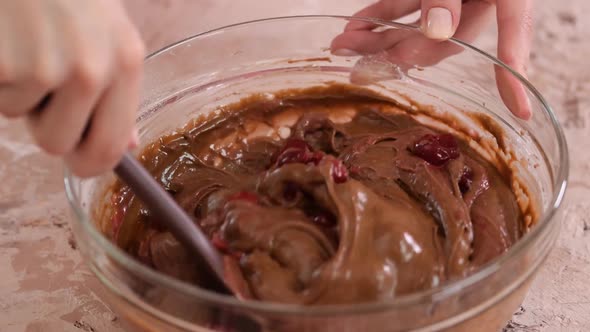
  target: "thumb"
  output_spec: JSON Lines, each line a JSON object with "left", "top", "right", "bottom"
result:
{"left": 421, "top": 0, "right": 463, "bottom": 40}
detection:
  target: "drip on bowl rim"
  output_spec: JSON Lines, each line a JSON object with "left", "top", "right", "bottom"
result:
{"left": 63, "top": 14, "right": 568, "bottom": 324}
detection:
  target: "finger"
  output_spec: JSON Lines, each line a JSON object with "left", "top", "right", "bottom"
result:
{"left": 27, "top": 64, "right": 106, "bottom": 156}
{"left": 0, "top": 1, "right": 61, "bottom": 118}
{"left": 420, "top": 0, "right": 463, "bottom": 40}
{"left": 0, "top": 84, "right": 48, "bottom": 118}
{"left": 0, "top": 50, "right": 64, "bottom": 118}
{"left": 383, "top": 1, "right": 494, "bottom": 67}
{"left": 343, "top": 0, "right": 420, "bottom": 32}
{"left": 495, "top": 0, "right": 534, "bottom": 119}
{"left": 333, "top": 0, "right": 420, "bottom": 56}
{"left": 66, "top": 43, "right": 144, "bottom": 177}
{"left": 331, "top": 29, "right": 414, "bottom": 56}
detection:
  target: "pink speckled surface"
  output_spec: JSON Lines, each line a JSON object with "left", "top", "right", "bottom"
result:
{"left": 0, "top": 1, "right": 588, "bottom": 331}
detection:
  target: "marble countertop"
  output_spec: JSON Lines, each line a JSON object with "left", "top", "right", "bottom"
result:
{"left": 1, "top": 1, "right": 589, "bottom": 331}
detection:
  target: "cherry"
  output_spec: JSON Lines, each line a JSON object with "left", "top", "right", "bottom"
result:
{"left": 283, "top": 138, "right": 310, "bottom": 150}
{"left": 276, "top": 149, "right": 306, "bottom": 166}
{"left": 331, "top": 159, "right": 349, "bottom": 183}
{"left": 311, "top": 210, "right": 337, "bottom": 227}
{"left": 411, "top": 134, "right": 460, "bottom": 166}
{"left": 459, "top": 168, "right": 473, "bottom": 194}
{"left": 349, "top": 165, "right": 361, "bottom": 176}
{"left": 229, "top": 251, "right": 244, "bottom": 260}
{"left": 272, "top": 139, "right": 311, "bottom": 166}
{"left": 227, "top": 191, "right": 259, "bottom": 204}
{"left": 309, "top": 151, "right": 325, "bottom": 165}
{"left": 272, "top": 138, "right": 325, "bottom": 167}
{"left": 211, "top": 233, "right": 243, "bottom": 259}
{"left": 211, "top": 233, "right": 229, "bottom": 251}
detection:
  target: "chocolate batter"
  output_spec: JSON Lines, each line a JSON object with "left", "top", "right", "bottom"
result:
{"left": 107, "top": 85, "right": 523, "bottom": 305}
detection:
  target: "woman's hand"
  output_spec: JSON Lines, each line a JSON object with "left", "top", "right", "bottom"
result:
{"left": 0, "top": 0, "right": 145, "bottom": 176}
{"left": 331, "top": 0, "right": 534, "bottom": 119}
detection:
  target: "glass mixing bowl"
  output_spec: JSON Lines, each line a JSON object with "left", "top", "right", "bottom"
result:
{"left": 64, "top": 16, "right": 568, "bottom": 332}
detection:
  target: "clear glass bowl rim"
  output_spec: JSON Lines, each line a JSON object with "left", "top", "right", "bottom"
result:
{"left": 64, "top": 15, "right": 569, "bottom": 316}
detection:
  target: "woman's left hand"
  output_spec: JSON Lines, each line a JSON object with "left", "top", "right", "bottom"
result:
{"left": 331, "top": 0, "right": 534, "bottom": 119}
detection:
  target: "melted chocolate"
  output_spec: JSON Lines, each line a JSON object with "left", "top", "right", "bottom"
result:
{"left": 107, "top": 85, "right": 522, "bottom": 305}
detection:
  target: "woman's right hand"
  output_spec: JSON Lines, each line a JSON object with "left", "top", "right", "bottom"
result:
{"left": 0, "top": 0, "right": 145, "bottom": 177}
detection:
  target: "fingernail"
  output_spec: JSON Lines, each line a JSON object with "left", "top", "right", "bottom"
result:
{"left": 517, "top": 87, "right": 533, "bottom": 120}
{"left": 332, "top": 48, "right": 360, "bottom": 57}
{"left": 498, "top": 68, "right": 533, "bottom": 120}
{"left": 424, "top": 7, "right": 454, "bottom": 40}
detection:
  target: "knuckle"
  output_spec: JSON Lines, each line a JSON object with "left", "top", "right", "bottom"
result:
{"left": 0, "top": 60, "right": 13, "bottom": 82}
{"left": 35, "top": 133, "right": 71, "bottom": 156}
{"left": 2, "top": 109, "right": 24, "bottom": 119}
{"left": 33, "top": 63, "right": 61, "bottom": 89}
{"left": 67, "top": 158, "right": 100, "bottom": 178}
{"left": 117, "top": 37, "right": 145, "bottom": 73}
{"left": 93, "top": 140, "right": 125, "bottom": 167}
{"left": 30, "top": 116, "right": 77, "bottom": 156}
{"left": 73, "top": 61, "right": 105, "bottom": 93}
{"left": 69, "top": 141, "right": 123, "bottom": 177}
{"left": 500, "top": 55, "right": 523, "bottom": 72}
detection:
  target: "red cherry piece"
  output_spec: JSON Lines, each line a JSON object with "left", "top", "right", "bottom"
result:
{"left": 437, "top": 134, "right": 459, "bottom": 151}
{"left": 211, "top": 233, "right": 229, "bottom": 251}
{"left": 283, "top": 138, "right": 311, "bottom": 151}
{"left": 311, "top": 211, "right": 337, "bottom": 228}
{"left": 227, "top": 191, "right": 259, "bottom": 204}
{"left": 411, "top": 134, "right": 460, "bottom": 166}
{"left": 331, "top": 159, "right": 349, "bottom": 183}
{"left": 229, "top": 250, "right": 244, "bottom": 260}
{"left": 349, "top": 165, "right": 361, "bottom": 176}
{"left": 273, "top": 138, "right": 323, "bottom": 167}
{"left": 309, "top": 151, "right": 325, "bottom": 165}
{"left": 277, "top": 149, "right": 309, "bottom": 166}
{"left": 212, "top": 233, "right": 244, "bottom": 259}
